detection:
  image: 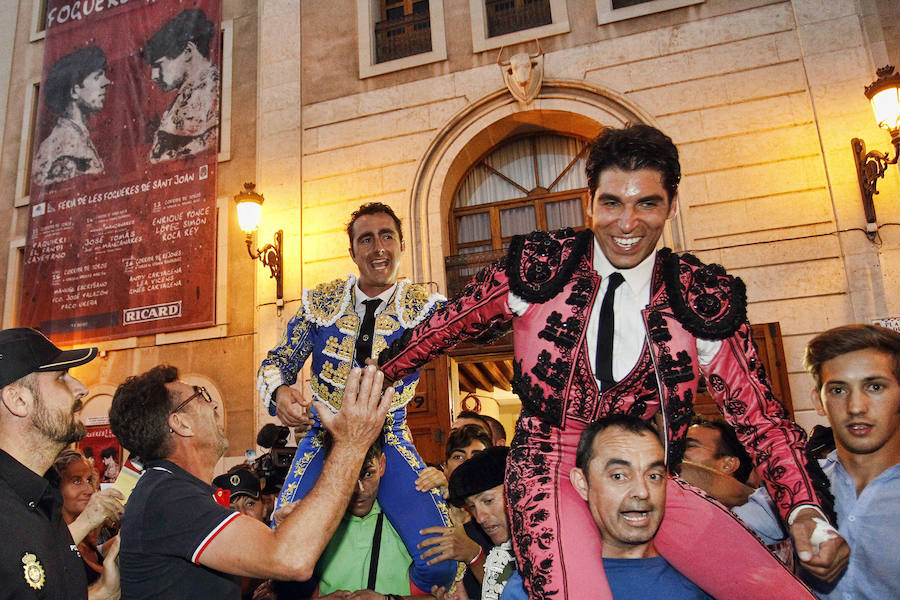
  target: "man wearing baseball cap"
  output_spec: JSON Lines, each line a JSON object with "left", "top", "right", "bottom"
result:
{"left": 213, "top": 467, "right": 267, "bottom": 523}
{"left": 0, "top": 327, "right": 122, "bottom": 599}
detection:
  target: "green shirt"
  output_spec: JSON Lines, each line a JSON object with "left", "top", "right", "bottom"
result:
{"left": 316, "top": 501, "right": 412, "bottom": 595}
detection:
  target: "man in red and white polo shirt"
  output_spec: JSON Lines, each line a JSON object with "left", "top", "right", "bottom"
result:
{"left": 110, "top": 364, "right": 392, "bottom": 600}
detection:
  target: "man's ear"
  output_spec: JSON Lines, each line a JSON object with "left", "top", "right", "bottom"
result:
{"left": 810, "top": 387, "right": 826, "bottom": 417}
{"left": 569, "top": 467, "right": 589, "bottom": 502}
{"left": 0, "top": 384, "right": 30, "bottom": 418}
{"left": 183, "top": 41, "right": 197, "bottom": 61}
{"left": 667, "top": 195, "right": 679, "bottom": 219}
{"left": 377, "top": 453, "right": 386, "bottom": 477}
{"left": 718, "top": 456, "right": 738, "bottom": 475}
{"left": 168, "top": 411, "right": 193, "bottom": 438}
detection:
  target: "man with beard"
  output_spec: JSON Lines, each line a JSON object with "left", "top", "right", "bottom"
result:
{"left": 110, "top": 364, "right": 392, "bottom": 599}
{"left": 32, "top": 45, "right": 110, "bottom": 186}
{"left": 0, "top": 328, "right": 122, "bottom": 599}
{"left": 258, "top": 202, "right": 455, "bottom": 592}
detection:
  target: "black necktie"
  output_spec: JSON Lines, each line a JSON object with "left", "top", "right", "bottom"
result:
{"left": 356, "top": 299, "right": 381, "bottom": 366}
{"left": 596, "top": 272, "right": 624, "bottom": 391}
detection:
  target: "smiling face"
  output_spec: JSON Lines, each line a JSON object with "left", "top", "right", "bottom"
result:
{"left": 571, "top": 427, "right": 667, "bottom": 558}
{"left": 60, "top": 458, "right": 96, "bottom": 523}
{"left": 28, "top": 371, "right": 88, "bottom": 445}
{"left": 588, "top": 168, "right": 677, "bottom": 270}
{"left": 349, "top": 212, "right": 404, "bottom": 297}
{"left": 72, "top": 69, "right": 110, "bottom": 114}
{"left": 349, "top": 453, "right": 385, "bottom": 517}
{"left": 466, "top": 485, "right": 509, "bottom": 545}
{"left": 813, "top": 348, "right": 900, "bottom": 462}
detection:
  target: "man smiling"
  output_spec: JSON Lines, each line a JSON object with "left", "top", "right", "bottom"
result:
{"left": 258, "top": 202, "right": 455, "bottom": 592}
{"left": 380, "top": 124, "right": 838, "bottom": 599}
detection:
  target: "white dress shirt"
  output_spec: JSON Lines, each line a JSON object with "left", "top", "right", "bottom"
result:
{"left": 509, "top": 238, "right": 721, "bottom": 385}
{"left": 353, "top": 281, "right": 397, "bottom": 320}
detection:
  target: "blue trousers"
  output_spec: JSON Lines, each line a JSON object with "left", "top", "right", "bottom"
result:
{"left": 275, "top": 406, "right": 457, "bottom": 590}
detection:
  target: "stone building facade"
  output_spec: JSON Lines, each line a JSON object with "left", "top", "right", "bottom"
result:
{"left": 1, "top": 0, "right": 898, "bottom": 463}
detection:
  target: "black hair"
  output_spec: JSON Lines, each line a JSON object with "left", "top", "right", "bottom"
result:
{"left": 585, "top": 124, "right": 681, "bottom": 202}
{"left": 690, "top": 417, "right": 753, "bottom": 483}
{"left": 445, "top": 424, "right": 492, "bottom": 461}
{"left": 109, "top": 365, "right": 179, "bottom": 461}
{"left": 575, "top": 415, "right": 659, "bottom": 471}
{"left": 346, "top": 202, "right": 403, "bottom": 246}
{"left": 43, "top": 45, "right": 107, "bottom": 116}
{"left": 143, "top": 9, "right": 215, "bottom": 63}
{"left": 480, "top": 414, "right": 507, "bottom": 443}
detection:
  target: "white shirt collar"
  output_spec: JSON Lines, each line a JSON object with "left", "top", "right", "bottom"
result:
{"left": 353, "top": 281, "right": 397, "bottom": 313}
{"left": 591, "top": 237, "right": 656, "bottom": 297}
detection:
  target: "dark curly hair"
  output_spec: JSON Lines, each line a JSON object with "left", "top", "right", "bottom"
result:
{"left": 109, "top": 365, "right": 179, "bottom": 461}
{"left": 585, "top": 124, "right": 681, "bottom": 202}
{"left": 43, "top": 45, "right": 107, "bottom": 116}
{"left": 346, "top": 202, "right": 403, "bottom": 245}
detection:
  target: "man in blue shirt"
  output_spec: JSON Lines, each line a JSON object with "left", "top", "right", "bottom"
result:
{"left": 502, "top": 414, "right": 713, "bottom": 599}
{"left": 735, "top": 324, "right": 900, "bottom": 599}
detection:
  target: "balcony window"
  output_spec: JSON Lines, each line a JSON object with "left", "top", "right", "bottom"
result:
{"left": 376, "top": 0, "right": 432, "bottom": 63}
{"left": 485, "top": 0, "right": 552, "bottom": 38}
{"left": 446, "top": 134, "right": 590, "bottom": 296}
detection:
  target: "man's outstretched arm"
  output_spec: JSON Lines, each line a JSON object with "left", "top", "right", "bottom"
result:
{"left": 201, "top": 366, "right": 394, "bottom": 581}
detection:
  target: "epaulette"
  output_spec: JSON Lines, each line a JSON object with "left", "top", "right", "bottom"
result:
{"left": 507, "top": 228, "right": 592, "bottom": 304}
{"left": 393, "top": 279, "right": 445, "bottom": 329}
{"left": 660, "top": 248, "right": 747, "bottom": 340}
{"left": 301, "top": 276, "right": 354, "bottom": 326}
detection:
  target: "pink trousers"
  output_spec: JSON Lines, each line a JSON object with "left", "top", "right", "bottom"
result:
{"left": 506, "top": 420, "right": 815, "bottom": 599}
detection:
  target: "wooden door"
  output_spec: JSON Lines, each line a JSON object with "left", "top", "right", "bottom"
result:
{"left": 406, "top": 355, "right": 451, "bottom": 466}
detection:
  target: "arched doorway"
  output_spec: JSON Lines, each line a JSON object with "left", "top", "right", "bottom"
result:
{"left": 404, "top": 82, "right": 683, "bottom": 456}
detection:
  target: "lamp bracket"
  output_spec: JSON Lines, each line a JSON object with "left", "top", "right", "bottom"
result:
{"left": 246, "top": 229, "right": 284, "bottom": 308}
{"left": 852, "top": 136, "right": 899, "bottom": 241}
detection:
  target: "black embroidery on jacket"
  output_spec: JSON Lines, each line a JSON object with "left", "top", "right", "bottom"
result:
{"left": 507, "top": 229, "right": 592, "bottom": 304}
{"left": 661, "top": 248, "right": 747, "bottom": 340}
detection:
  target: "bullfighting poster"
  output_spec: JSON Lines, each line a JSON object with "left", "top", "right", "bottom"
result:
{"left": 20, "top": 0, "right": 222, "bottom": 343}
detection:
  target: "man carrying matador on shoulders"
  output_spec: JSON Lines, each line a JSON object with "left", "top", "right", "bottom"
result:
{"left": 258, "top": 202, "right": 456, "bottom": 593}
{"left": 378, "top": 125, "right": 849, "bottom": 599}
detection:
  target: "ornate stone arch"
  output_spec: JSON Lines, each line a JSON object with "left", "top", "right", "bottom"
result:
{"left": 406, "top": 81, "right": 685, "bottom": 290}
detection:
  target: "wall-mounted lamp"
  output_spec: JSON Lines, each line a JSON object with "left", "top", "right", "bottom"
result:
{"left": 234, "top": 182, "right": 283, "bottom": 309}
{"left": 852, "top": 65, "right": 900, "bottom": 241}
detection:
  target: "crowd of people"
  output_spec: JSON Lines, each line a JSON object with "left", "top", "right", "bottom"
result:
{"left": 2, "top": 124, "right": 897, "bottom": 599}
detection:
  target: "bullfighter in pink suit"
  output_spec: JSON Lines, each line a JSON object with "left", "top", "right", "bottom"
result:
{"left": 379, "top": 125, "right": 849, "bottom": 599}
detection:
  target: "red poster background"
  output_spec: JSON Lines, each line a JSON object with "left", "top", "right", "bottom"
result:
{"left": 78, "top": 424, "right": 123, "bottom": 484}
{"left": 20, "top": 0, "right": 221, "bottom": 343}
